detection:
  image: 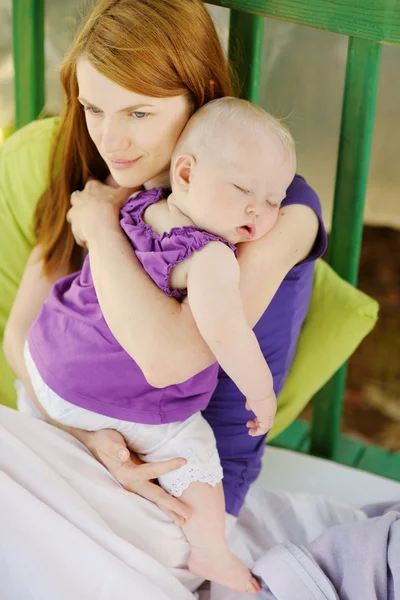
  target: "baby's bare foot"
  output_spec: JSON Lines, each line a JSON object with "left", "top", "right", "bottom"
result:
{"left": 188, "top": 547, "right": 261, "bottom": 594}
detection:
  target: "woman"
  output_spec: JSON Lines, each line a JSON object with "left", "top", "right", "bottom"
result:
{"left": 3, "top": 0, "right": 326, "bottom": 528}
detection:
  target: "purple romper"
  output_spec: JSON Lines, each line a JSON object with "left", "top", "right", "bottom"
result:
{"left": 28, "top": 187, "right": 237, "bottom": 426}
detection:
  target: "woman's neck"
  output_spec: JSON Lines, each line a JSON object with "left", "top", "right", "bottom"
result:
{"left": 144, "top": 169, "right": 171, "bottom": 190}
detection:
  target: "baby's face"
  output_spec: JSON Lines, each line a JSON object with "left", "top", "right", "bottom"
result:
{"left": 184, "top": 133, "right": 296, "bottom": 245}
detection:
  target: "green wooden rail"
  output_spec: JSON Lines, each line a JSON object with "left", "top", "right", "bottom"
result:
{"left": 209, "top": 1, "right": 397, "bottom": 464}
{"left": 12, "top": 0, "right": 45, "bottom": 130}
{"left": 11, "top": 1, "right": 400, "bottom": 471}
{"left": 310, "top": 37, "right": 383, "bottom": 458}
{"left": 209, "top": 0, "right": 400, "bottom": 45}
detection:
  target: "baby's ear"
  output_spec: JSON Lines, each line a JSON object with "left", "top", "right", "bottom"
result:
{"left": 172, "top": 154, "right": 196, "bottom": 191}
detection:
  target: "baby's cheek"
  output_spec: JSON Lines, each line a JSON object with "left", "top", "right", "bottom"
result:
{"left": 259, "top": 213, "right": 279, "bottom": 238}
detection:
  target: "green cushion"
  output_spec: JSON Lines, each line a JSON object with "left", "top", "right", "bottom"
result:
{"left": 0, "top": 119, "right": 379, "bottom": 432}
{"left": 0, "top": 117, "right": 60, "bottom": 407}
{"left": 269, "top": 259, "right": 378, "bottom": 439}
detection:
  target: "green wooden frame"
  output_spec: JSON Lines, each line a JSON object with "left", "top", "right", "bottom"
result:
{"left": 12, "top": 0, "right": 45, "bottom": 130}
{"left": 207, "top": 1, "right": 397, "bottom": 464}
{"left": 208, "top": 0, "right": 400, "bottom": 45}
{"left": 11, "top": 0, "right": 400, "bottom": 471}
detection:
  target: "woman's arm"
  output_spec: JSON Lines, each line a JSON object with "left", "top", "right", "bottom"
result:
{"left": 238, "top": 203, "right": 319, "bottom": 325}
{"left": 68, "top": 181, "right": 214, "bottom": 387}
{"left": 3, "top": 246, "right": 69, "bottom": 417}
{"left": 3, "top": 246, "right": 191, "bottom": 522}
{"left": 69, "top": 181, "right": 319, "bottom": 386}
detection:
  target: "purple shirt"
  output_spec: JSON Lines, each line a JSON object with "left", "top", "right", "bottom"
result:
{"left": 204, "top": 174, "right": 327, "bottom": 515}
{"left": 28, "top": 187, "right": 237, "bottom": 424}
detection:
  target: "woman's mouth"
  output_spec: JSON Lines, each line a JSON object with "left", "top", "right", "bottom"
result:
{"left": 108, "top": 157, "right": 141, "bottom": 170}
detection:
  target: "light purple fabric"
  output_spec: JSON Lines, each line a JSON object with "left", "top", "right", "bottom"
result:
{"left": 254, "top": 503, "right": 400, "bottom": 600}
{"left": 27, "top": 187, "right": 236, "bottom": 424}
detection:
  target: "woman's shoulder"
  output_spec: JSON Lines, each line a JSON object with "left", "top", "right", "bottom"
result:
{"left": 282, "top": 174, "right": 321, "bottom": 215}
{"left": 282, "top": 174, "right": 327, "bottom": 265}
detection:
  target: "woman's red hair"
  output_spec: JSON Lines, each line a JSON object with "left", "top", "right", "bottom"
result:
{"left": 34, "top": 0, "right": 233, "bottom": 276}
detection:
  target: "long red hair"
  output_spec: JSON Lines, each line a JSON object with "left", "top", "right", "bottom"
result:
{"left": 34, "top": 0, "right": 233, "bottom": 276}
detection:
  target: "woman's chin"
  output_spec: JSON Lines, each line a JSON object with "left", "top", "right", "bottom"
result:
{"left": 108, "top": 169, "right": 143, "bottom": 189}
{"left": 108, "top": 166, "right": 170, "bottom": 190}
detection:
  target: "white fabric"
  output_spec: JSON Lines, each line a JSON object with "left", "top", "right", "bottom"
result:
{"left": 24, "top": 343, "right": 223, "bottom": 497}
{"left": 4, "top": 382, "right": 400, "bottom": 599}
{"left": 258, "top": 446, "right": 400, "bottom": 507}
{"left": 3, "top": 401, "right": 397, "bottom": 600}
{"left": 0, "top": 405, "right": 200, "bottom": 600}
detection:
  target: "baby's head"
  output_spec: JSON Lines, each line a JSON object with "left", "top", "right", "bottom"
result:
{"left": 170, "top": 97, "right": 296, "bottom": 244}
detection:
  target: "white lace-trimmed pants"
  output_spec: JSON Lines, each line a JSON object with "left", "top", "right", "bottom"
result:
{"left": 24, "top": 342, "right": 223, "bottom": 497}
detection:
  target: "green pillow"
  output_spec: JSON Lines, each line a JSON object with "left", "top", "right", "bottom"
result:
{"left": 0, "top": 119, "right": 378, "bottom": 435}
{"left": 0, "top": 117, "right": 60, "bottom": 407}
{"left": 269, "top": 259, "right": 378, "bottom": 439}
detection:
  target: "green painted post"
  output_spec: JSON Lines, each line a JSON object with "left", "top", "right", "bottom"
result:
{"left": 311, "top": 37, "right": 382, "bottom": 459}
{"left": 228, "top": 10, "right": 264, "bottom": 103}
{"left": 12, "top": 0, "right": 45, "bottom": 129}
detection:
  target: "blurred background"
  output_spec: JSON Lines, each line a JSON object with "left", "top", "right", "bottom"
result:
{"left": 1, "top": 1, "right": 399, "bottom": 447}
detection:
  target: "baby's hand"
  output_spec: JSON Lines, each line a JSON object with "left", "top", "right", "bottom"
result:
{"left": 245, "top": 392, "right": 277, "bottom": 437}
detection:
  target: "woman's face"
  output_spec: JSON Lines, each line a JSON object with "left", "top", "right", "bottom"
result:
{"left": 77, "top": 59, "right": 192, "bottom": 189}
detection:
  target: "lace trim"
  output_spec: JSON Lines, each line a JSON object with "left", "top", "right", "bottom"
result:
{"left": 159, "top": 449, "right": 223, "bottom": 497}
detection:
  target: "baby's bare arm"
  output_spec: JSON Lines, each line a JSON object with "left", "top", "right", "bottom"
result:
{"left": 187, "top": 242, "right": 274, "bottom": 406}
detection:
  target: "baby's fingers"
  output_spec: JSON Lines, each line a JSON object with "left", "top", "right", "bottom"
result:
{"left": 246, "top": 417, "right": 273, "bottom": 437}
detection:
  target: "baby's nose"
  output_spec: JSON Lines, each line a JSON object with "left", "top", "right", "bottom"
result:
{"left": 245, "top": 204, "right": 256, "bottom": 215}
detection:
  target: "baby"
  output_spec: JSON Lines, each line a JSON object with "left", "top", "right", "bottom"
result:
{"left": 25, "top": 97, "right": 296, "bottom": 594}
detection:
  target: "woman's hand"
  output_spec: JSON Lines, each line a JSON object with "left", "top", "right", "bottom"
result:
{"left": 68, "top": 426, "right": 192, "bottom": 526}
{"left": 66, "top": 178, "right": 139, "bottom": 248}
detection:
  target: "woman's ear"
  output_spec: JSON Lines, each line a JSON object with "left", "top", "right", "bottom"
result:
{"left": 172, "top": 154, "right": 196, "bottom": 191}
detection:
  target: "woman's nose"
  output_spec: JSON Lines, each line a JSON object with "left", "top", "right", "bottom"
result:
{"left": 102, "top": 121, "right": 131, "bottom": 154}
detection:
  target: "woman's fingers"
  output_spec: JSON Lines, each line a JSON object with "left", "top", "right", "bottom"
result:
{"left": 88, "top": 429, "right": 192, "bottom": 519}
{"left": 128, "top": 457, "right": 187, "bottom": 481}
{"left": 104, "top": 174, "right": 120, "bottom": 188}
{"left": 83, "top": 177, "right": 138, "bottom": 207}
{"left": 66, "top": 178, "right": 139, "bottom": 247}
{"left": 161, "top": 508, "right": 186, "bottom": 527}
{"left": 92, "top": 430, "right": 187, "bottom": 478}
{"left": 111, "top": 462, "right": 192, "bottom": 520}
{"left": 141, "top": 482, "right": 192, "bottom": 520}
{"left": 89, "top": 428, "right": 128, "bottom": 462}
{"left": 69, "top": 190, "right": 80, "bottom": 205}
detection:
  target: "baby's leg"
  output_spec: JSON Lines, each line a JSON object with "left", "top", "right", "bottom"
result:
{"left": 180, "top": 481, "right": 260, "bottom": 594}
{"left": 141, "top": 413, "right": 260, "bottom": 593}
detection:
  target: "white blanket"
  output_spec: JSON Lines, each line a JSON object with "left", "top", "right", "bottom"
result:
{"left": 0, "top": 405, "right": 380, "bottom": 600}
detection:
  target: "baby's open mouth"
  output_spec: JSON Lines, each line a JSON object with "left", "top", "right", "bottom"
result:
{"left": 236, "top": 224, "right": 255, "bottom": 238}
